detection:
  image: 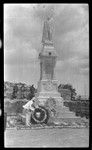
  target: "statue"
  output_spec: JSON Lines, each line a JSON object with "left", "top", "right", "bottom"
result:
{"left": 42, "top": 17, "right": 53, "bottom": 44}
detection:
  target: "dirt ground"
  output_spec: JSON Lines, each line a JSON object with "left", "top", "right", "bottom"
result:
{"left": 4, "top": 128, "right": 89, "bottom": 147}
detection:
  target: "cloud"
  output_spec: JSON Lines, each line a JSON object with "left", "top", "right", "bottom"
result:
{"left": 56, "top": 60, "right": 65, "bottom": 68}
{"left": 4, "top": 4, "right": 89, "bottom": 95}
{"left": 4, "top": 4, "right": 41, "bottom": 65}
{"left": 68, "top": 56, "right": 89, "bottom": 66}
{"left": 55, "top": 54, "right": 89, "bottom": 76}
{"left": 4, "top": 5, "right": 42, "bottom": 48}
{"left": 4, "top": 4, "right": 89, "bottom": 60}
{"left": 54, "top": 12, "right": 88, "bottom": 59}
{"left": 80, "top": 68, "right": 89, "bottom": 75}
{"left": 4, "top": 40, "right": 38, "bottom": 65}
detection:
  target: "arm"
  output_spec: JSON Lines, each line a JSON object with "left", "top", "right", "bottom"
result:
{"left": 33, "top": 100, "right": 39, "bottom": 108}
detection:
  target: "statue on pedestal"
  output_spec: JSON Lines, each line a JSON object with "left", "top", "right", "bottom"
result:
{"left": 19, "top": 14, "right": 87, "bottom": 129}
{"left": 42, "top": 17, "right": 53, "bottom": 44}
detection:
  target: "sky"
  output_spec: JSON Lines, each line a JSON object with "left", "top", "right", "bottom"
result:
{"left": 4, "top": 4, "right": 89, "bottom": 96}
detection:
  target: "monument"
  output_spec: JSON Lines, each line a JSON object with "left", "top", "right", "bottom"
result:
{"left": 36, "top": 17, "right": 63, "bottom": 108}
{"left": 4, "top": 15, "right": 88, "bottom": 130}
{"left": 22, "top": 16, "right": 83, "bottom": 126}
{"left": 34, "top": 17, "right": 79, "bottom": 120}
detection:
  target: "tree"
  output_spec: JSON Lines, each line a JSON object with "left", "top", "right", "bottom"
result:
{"left": 11, "top": 84, "right": 18, "bottom": 99}
{"left": 58, "top": 84, "right": 77, "bottom": 100}
{"left": 76, "top": 95, "right": 82, "bottom": 100}
{"left": 27, "top": 85, "right": 36, "bottom": 100}
{"left": 19, "top": 84, "right": 26, "bottom": 99}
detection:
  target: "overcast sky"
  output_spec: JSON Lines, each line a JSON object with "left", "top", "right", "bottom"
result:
{"left": 4, "top": 4, "right": 89, "bottom": 96}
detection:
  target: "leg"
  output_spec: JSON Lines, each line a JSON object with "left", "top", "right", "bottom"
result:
{"left": 26, "top": 110, "right": 31, "bottom": 126}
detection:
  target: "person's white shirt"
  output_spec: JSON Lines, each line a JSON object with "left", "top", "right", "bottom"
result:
{"left": 23, "top": 98, "right": 35, "bottom": 111}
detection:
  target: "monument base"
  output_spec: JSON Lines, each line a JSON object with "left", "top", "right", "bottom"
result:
{"left": 34, "top": 80, "right": 85, "bottom": 124}
{"left": 54, "top": 100, "right": 81, "bottom": 119}
{"left": 34, "top": 96, "right": 81, "bottom": 122}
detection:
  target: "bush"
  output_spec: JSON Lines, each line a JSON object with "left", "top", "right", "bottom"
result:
{"left": 4, "top": 100, "right": 27, "bottom": 115}
{"left": 65, "top": 101, "right": 89, "bottom": 119}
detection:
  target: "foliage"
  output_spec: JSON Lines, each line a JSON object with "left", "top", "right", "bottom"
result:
{"left": 4, "top": 82, "right": 37, "bottom": 100}
{"left": 58, "top": 84, "right": 77, "bottom": 100}
{"left": 76, "top": 95, "right": 82, "bottom": 100}
{"left": 64, "top": 101, "right": 89, "bottom": 119}
{"left": 27, "top": 85, "right": 36, "bottom": 100}
{"left": 4, "top": 100, "right": 27, "bottom": 115}
{"left": 11, "top": 84, "right": 18, "bottom": 99}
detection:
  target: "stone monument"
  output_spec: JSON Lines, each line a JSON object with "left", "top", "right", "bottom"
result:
{"left": 20, "top": 17, "right": 88, "bottom": 127}
{"left": 35, "top": 17, "right": 79, "bottom": 120}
